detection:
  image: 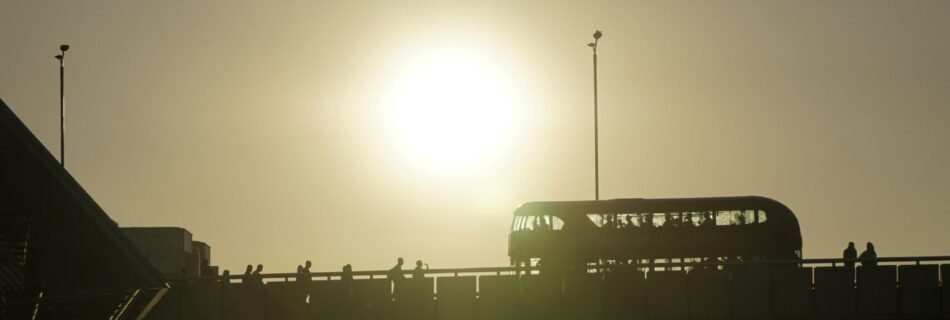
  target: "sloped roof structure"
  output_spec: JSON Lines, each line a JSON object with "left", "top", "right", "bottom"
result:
{"left": 0, "top": 98, "right": 167, "bottom": 319}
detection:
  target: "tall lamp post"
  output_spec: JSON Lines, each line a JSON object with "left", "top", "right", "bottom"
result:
{"left": 588, "top": 30, "right": 602, "bottom": 200}
{"left": 55, "top": 44, "right": 69, "bottom": 166}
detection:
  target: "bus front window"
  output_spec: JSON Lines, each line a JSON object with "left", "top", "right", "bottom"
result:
{"left": 548, "top": 215, "right": 564, "bottom": 230}
{"left": 511, "top": 216, "right": 523, "bottom": 231}
{"left": 518, "top": 215, "right": 564, "bottom": 231}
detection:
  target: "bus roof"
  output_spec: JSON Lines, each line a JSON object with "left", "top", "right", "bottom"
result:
{"left": 513, "top": 196, "right": 795, "bottom": 217}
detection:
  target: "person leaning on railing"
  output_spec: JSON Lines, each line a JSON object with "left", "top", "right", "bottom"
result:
{"left": 859, "top": 242, "right": 878, "bottom": 267}
{"left": 843, "top": 242, "right": 857, "bottom": 269}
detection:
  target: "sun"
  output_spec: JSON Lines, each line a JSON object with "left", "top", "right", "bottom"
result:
{"left": 382, "top": 45, "right": 516, "bottom": 174}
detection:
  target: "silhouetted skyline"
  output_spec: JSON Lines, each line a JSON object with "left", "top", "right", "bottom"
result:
{"left": 1, "top": 1, "right": 949, "bottom": 273}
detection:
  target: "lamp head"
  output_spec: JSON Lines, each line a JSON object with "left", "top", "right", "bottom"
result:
{"left": 593, "top": 30, "right": 603, "bottom": 40}
{"left": 60, "top": 44, "right": 70, "bottom": 52}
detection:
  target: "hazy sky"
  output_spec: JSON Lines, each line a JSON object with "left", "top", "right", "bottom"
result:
{"left": 2, "top": 1, "right": 949, "bottom": 273}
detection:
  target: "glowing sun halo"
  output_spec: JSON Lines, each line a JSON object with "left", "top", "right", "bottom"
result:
{"left": 384, "top": 47, "right": 515, "bottom": 173}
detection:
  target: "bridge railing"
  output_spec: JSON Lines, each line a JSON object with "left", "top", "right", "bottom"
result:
{"left": 150, "top": 255, "right": 950, "bottom": 320}
{"left": 166, "top": 255, "right": 950, "bottom": 284}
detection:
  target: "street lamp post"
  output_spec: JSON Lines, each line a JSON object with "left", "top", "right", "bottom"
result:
{"left": 55, "top": 44, "right": 69, "bottom": 166}
{"left": 588, "top": 30, "right": 602, "bottom": 201}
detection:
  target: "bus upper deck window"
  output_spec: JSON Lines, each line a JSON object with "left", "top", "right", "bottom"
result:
{"left": 586, "top": 214, "right": 606, "bottom": 228}
{"left": 741, "top": 210, "right": 755, "bottom": 224}
{"left": 522, "top": 215, "right": 561, "bottom": 231}
{"left": 619, "top": 213, "right": 640, "bottom": 227}
{"left": 715, "top": 211, "right": 733, "bottom": 226}
{"left": 716, "top": 210, "right": 756, "bottom": 226}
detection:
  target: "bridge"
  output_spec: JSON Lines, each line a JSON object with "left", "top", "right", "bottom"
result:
{"left": 3, "top": 97, "right": 946, "bottom": 320}
{"left": 147, "top": 256, "right": 950, "bottom": 320}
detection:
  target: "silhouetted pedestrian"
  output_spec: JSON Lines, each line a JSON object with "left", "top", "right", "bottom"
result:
{"left": 843, "top": 242, "right": 857, "bottom": 268}
{"left": 342, "top": 264, "right": 353, "bottom": 282}
{"left": 300, "top": 260, "right": 313, "bottom": 283}
{"left": 296, "top": 260, "right": 313, "bottom": 303}
{"left": 220, "top": 270, "right": 231, "bottom": 285}
{"left": 390, "top": 257, "right": 405, "bottom": 297}
{"left": 250, "top": 264, "right": 264, "bottom": 284}
{"left": 389, "top": 257, "right": 405, "bottom": 280}
{"left": 242, "top": 264, "right": 253, "bottom": 284}
{"left": 859, "top": 242, "right": 878, "bottom": 267}
{"left": 412, "top": 260, "right": 427, "bottom": 279}
{"left": 342, "top": 264, "right": 354, "bottom": 303}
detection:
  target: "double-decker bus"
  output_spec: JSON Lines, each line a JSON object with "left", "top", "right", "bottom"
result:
{"left": 508, "top": 196, "right": 802, "bottom": 268}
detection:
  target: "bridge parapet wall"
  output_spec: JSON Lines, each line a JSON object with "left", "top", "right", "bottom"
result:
{"left": 150, "top": 257, "right": 950, "bottom": 320}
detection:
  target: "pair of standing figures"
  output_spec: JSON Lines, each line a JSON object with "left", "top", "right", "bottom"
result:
{"left": 843, "top": 241, "right": 877, "bottom": 268}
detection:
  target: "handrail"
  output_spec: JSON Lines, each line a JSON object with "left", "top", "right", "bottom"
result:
{"left": 166, "top": 255, "right": 950, "bottom": 284}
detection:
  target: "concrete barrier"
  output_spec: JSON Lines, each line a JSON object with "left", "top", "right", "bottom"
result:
{"left": 604, "top": 271, "right": 647, "bottom": 320}
{"left": 178, "top": 284, "right": 220, "bottom": 320}
{"left": 647, "top": 270, "right": 688, "bottom": 320}
{"left": 898, "top": 265, "right": 940, "bottom": 316}
{"left": 731, "top": 267, "right": 771, "bottom": 319}
{"left": 687, "top": 270, "right": 730, "bottom": 320}
{"left": 563, "top": 273, "right": 604, "bottom": 320}
{"left": 394, "top": 277, "right": 434, "bottom": 320}
{"left": 436, "top": 276, "right": 476, "bottom": 320}
{"left": 308, "top": 280, "right": 349, "bottom": 320}
{"left": 814, "top": 267, "right": 854, "bottom": 317}
{"left": 476, "top": 275, "right": 519, "bottom": 320}
{"left": 771, "top": 267, "right": 814, "bottom": 319}
{"left": 856, "top": 266, "right": 898, "bottom": 317}
{"left": 352, "top": 279, "right": 392, "bottom": 320}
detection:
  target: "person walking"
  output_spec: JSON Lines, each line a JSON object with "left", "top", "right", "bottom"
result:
{"left": 297, "top": 260, "right": 313, "bottom": 303}
{"left": 389, "top": 258, "right": 405, "bottom": 298}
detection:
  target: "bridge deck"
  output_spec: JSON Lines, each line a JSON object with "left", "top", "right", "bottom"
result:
{"left": 149, "top": 256, "right": 950, "bottom": 320}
